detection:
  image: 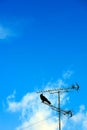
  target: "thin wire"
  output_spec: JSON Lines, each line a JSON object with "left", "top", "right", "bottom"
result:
{"left": 19, "top": 115, "right": 58, "bottom": 130}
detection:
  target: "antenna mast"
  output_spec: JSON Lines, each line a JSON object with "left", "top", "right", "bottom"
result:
{"left": 37, "top": 83, "right": 79, "bottom": 130}
{"left": 58, "top": 91, "right": 61, "bottom": 130}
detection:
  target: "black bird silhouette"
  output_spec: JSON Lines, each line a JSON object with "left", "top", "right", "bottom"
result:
{"left": 40, "top": 94, "right": 51, "bottom": 105}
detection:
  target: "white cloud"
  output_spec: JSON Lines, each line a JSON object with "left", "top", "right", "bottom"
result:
{"left": 72, "top": 105, "right": 87, "bottom": 129}
{"left": 7, "top": 92, "right": 58, "bottom": 130}
{"left": 62, "top": 105, "right": 87, "bottom": 130}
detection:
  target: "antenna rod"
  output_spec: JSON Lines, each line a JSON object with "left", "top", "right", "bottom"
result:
{"left": 58, "top": 91, "right": 61, "bottom": 130}
{"left": 37, "top": 83, "right": 79, "bottom": 130}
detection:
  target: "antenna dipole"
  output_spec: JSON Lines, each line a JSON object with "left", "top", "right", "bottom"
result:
{"left": 37, "top": 83, "right": 79, "bottom": 130}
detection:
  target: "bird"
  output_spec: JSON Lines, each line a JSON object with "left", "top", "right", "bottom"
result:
{"left": 40, "top": 94, "right": 51, "bottom": 105}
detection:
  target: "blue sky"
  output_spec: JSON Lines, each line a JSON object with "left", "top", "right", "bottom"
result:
{"left": 0, "top": 0, "right": 87, "bottom": 130}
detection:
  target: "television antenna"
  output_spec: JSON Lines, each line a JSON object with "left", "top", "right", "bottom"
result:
{"left": 37, "top": 82, "right": 79, "bottom": 130}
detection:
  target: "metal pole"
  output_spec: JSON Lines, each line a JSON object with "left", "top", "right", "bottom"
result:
{"left": 58, "top": 91, "right": 61, "bottom": 130}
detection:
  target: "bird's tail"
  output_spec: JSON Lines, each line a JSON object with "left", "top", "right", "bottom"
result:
{"left": 47, "top": 100, "right": 51, "bottom": 104}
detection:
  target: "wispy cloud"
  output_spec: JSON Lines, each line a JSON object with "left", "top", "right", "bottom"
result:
{"left": 7, "top": 92, "right": 58, "bottom": 130}
{"left": 63, "top": 105, "right": 87, "bottom": 130}
{"left": 62, "top": 70, "right": 74, "bottom": 80}
{"left": 0, "top": 25, "right": 16, "bottom": 40}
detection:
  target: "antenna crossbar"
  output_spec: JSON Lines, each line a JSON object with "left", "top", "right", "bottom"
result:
{"left": 37, "top": 83, "right": 79, "bottom": 94}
